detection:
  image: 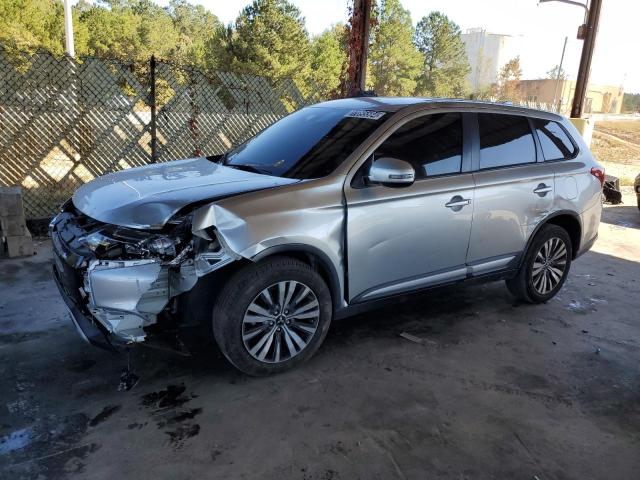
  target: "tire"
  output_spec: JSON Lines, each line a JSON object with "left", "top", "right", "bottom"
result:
{"left": 212, "top": 256, "right": 332, "bottom": 376}
{"left": 506, "top": 224, "right": 573, "bottom": 304}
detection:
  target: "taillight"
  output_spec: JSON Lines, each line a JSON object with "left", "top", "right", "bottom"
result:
{"left": 590, "top": 167, "right": 605, "bottom": 188}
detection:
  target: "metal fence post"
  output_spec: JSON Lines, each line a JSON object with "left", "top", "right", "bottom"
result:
{"left": 150, "top": 55, "right": 158, "bottom": 163}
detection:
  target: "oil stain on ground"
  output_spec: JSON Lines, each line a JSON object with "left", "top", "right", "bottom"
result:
{"left": 140, "top": 384, "right": 202, "bottom": 450}
{"left": 141, "top": 384, "right": 193, "bottom": 409}
{"left": 165, "top": 424, "right": 201, "bottom": 449}
{"left": 88, "top": 405, "right": 122, "bottom": 427}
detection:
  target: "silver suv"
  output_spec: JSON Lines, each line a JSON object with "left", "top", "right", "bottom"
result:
{"left": 51, "top": 98, "right": 603, "bottom": 375}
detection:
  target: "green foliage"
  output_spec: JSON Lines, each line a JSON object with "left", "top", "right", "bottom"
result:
{"left": 0, "top": 0, "right": 66, "bottom": 57}
{"left": 1, "top": 0, "right": 485, "bottom": 102}
{"left": 1, "top": 0, "right": 221, "bottom": 65}
{"left": 369, "top": 0, "right": 422, "bottom": 96}
{"left": 208, "top": 0, "right": 311, "bottom": 89}
{"left": 414, "top": 12, "right": 469, "bottom": 98}
{"left": 623, "top": 92, "right": 640, "bottom": 113}
{"left": 546, "top": 64, "right": 567, "bottom": 80}
{"left": 309, "top": 24, "right": 348, "bottom": 99}
{"left": 77, "top": 0, "right": 222, "bottom": 64}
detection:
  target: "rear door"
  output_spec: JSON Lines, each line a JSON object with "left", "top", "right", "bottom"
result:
{"left": 467, "top": 112, "right": 555, "bottom": 272}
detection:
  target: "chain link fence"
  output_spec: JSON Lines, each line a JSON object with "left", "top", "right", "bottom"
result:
{"left": 0, "top": 47, "right": 321, "bottom": 219}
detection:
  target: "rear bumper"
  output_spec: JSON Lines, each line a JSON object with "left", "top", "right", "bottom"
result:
{"left": 576, "top": 200, "right": 602, "bottom": 258}
{"left": 575, "top": 232, "right": 597, "bottom": 259}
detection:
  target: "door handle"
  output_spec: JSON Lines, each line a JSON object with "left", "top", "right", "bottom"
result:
{"left": 445, "top": 195, "right": 471, "bottom": 212}
{"left": 533, "top": 183, "right": 553, "bottom": 197}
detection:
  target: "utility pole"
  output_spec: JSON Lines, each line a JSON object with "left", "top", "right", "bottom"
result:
{"left": 552, "top": 36, "right": 568, "bottom": 113}
{"left": 571, "top": 0, "right": 602, "bottom": 117}
{"left": 63, "top": 0, "right": 75, "bottom": 57}
{"left": 539, "top": 0, "right": 603, "bottom": 118}
{"left": 344, "top": 0, "right": 372, "bottom": 97}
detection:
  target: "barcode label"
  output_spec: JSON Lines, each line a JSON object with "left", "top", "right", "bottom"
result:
{"left": 345, "top": 110, "right": 386, "bottom": 120}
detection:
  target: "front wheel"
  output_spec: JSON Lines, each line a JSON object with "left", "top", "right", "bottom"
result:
{"left": 506, "top": 224, "right": 573, "bottom": 303}
{"left": 212, "top": 256, "right": 332, "bottom": 376}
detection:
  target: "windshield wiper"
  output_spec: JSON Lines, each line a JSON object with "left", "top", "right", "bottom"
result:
{"left": 226, "top": 164, "right": 272, "bottom": 175}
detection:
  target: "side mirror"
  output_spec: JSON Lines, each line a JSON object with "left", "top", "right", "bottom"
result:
{"left": 368, "top": 157, "right": 415, "bottom": 186}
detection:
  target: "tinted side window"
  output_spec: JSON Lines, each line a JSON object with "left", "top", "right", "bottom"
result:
{"left": 533, "top": 119, "right": 577, "bottom": 160}
{"left": 374, "top": 113, "right": 463, "bottom": 179}
{"left": 478, "top": 114, "right": 536, "bottom": 169}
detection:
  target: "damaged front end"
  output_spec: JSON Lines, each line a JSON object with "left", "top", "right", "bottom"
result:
{"left": 50, "top": 202, "right": 238, "bottom": 350}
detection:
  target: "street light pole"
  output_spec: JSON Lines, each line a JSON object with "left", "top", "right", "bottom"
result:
{"left": 571, "top": 0, "right": 602, "bottom": 117}
{"left": 539, "top": 0, "right": 603, "bottom": 118}
{"left": 63, "top": 0, "right": 75, "bottom": 57}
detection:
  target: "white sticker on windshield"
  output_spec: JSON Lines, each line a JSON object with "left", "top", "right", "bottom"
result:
{"left": 345, "top": 110, "right": 386, "bottom": 120}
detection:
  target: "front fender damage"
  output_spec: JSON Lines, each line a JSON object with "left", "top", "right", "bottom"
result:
{"left": 192, "top": 203, "right": 250, "bottom": 258}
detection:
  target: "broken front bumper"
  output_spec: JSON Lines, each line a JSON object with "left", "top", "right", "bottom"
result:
{"left": 50, "top": 209, "right": 238, "bottom": 348}
{"left": 50, "top": 212, "right": 174, "bottom": 347}
{"left": 52, "top": 239, "right": 172, "bottom": 346}
{"left": 52, "top": 262, "right": 117, "bottom": 351}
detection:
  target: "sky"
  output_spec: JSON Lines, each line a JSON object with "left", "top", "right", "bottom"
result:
{"left": 151, "top": 0, "right": 640, "bottom": 93}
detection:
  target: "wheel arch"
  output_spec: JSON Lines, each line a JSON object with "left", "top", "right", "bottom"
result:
{"left": 520, "top": 210, "right": 582, "bottom": 267}
{"left": 251, "top": 245, "right": 343, "bottom": 312}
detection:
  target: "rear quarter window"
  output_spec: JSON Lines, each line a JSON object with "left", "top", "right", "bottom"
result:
{"left": 533, "top": 119, "right": 577, "bottom": 161}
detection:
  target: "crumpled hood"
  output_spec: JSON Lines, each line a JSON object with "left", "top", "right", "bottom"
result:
{"left": 72, "top": 158, "right": 298, "bottom": 229}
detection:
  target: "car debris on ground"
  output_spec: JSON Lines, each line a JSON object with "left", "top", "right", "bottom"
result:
{"left": 399, "top": 331, "right": 437, "bottom": 346}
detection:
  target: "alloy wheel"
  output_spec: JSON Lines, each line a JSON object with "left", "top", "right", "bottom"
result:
{"left": 531, "top": 237, "right": 568, "bottom": 295}
{"left": 241, "top": 281, "right": 320, "bottom": 363}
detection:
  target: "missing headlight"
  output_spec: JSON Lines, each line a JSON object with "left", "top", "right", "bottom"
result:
{"left": 145, "top": 236, "right": 177, "bottom": 257}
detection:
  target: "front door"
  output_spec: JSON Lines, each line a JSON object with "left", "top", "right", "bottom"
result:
{"left": 345, "top": 112, "right": 474, "bottom": 302}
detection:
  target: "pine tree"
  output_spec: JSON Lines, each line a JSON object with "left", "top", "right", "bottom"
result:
{"left": 309, "top": 24, "right": 348, "bottom": 99}
{"left": 368, "top": 0, "right": 422, "bottom": 96}
{"left": 208, "top": 0, "right": 311, "bottom": 87}
{"left": 414, "top": 11, "right": 470, "bottom": 98}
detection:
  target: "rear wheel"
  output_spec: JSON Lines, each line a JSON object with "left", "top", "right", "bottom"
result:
{"left": 506, "top": 224, "right": 572, "bottom": 303}
{"left": 212, "top": 256, "right": 332, "bottom": 376}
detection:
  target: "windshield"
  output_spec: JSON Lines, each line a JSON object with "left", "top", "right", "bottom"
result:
{"left": 222, "top": 107, "right": 387, "bottom": 179}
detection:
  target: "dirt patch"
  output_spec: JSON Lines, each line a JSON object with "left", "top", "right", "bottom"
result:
{"left": 596, "top": 120, "right": 640, "bottom": 146}
{"left": 593, "top": 121, "right": 640, "bottom": 186}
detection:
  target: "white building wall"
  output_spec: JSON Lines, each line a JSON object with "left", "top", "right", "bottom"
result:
{"left": 461, "top": 28, "right": 520, "bottom": 92}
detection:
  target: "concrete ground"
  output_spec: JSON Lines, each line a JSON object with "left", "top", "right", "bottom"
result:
{"left": 1, "top": 194, "right": 639, "bottom": 480}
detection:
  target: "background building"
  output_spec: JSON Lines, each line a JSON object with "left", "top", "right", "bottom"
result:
{"left": 461, "top": 28, "right": 521, "bottom": 92}
{"left": 517, "top": 79, "right": 624, "bottom": 114}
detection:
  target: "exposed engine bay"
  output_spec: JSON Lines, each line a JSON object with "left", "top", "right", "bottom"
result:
{"left": 50, "top": 202, "right": 238, "bottom": 346}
